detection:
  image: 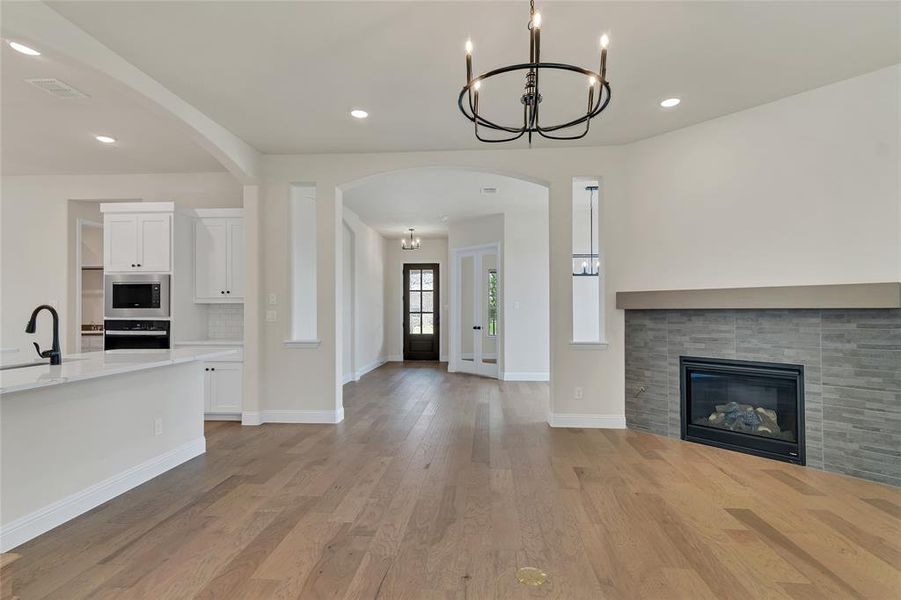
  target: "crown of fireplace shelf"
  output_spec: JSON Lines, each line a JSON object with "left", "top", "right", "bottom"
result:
{"left": 615, "top": 282, "right": 900, "bottom": 311}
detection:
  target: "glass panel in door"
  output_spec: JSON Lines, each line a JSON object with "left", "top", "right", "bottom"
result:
{"left": 459, "top": 255, "right": 475, "bottom": 363}
{"left": 478, "top": 253, "right": 498, "bottom": 371}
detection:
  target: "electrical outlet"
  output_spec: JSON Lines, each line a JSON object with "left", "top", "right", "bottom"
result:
{"left": 153, "top": 417, "right": 163, "bottom": 436}
{"left": 266, "top": 310, "right": 277, "bottom": 322}
{"left": 268, "top": 293, "right": 278, "bottom": 305}
{"left": 574, "top": 387, "right": 583, "bottom": 400}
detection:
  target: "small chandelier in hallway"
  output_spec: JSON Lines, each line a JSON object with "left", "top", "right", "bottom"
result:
{"left": 401, "top": 228, "right": 421, "bottom": 251}
{"left": 458, "top": 0, "right": 612, "bottom": 144}
{"left": 573, "top": 185, "right": 599, "bottom": 276}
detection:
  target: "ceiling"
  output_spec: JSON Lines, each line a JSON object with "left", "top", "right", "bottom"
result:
{"left": 342, "top": 168, "right": 547, "bottom": 237}
{"left": 47, "top": 1, "right": 901, "bottom": 155}
{"left": 0, "top": 40, "right": 224, "bottom": 175}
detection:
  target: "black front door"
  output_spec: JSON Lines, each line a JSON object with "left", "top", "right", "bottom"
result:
{"left": 403, "top": 263, "right": 439, "bottom": 360}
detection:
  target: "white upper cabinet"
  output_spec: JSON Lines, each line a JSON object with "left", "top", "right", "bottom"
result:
{"left": 194, "top": 210, "right": 244, "bottom": 303}
{"left": 104, "top": 215, "right": 140, "bottom": 271}
{"left": 137, "top": 215, "right": 172, "bottom": 272}
{"left": 195, "top": 218, "right": 229, "bottom": 301}
{"left": 101, "top": 204, "right": 173, "bottom": 273}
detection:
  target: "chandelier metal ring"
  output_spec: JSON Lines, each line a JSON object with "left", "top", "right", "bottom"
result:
{"left": 457, "top": 63, "right": 612, "bottom": 139}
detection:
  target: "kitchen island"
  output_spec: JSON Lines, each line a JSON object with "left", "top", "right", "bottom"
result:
{"left": 0, "top": 348, "right": 235, "bottom": 551}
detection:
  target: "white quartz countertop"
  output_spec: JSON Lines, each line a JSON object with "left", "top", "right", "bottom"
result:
{"left": 0, "top": 348, "right": 238, "bottom": 395}
{"left": 172, "top": 339, "right": 244, "bottom": 347}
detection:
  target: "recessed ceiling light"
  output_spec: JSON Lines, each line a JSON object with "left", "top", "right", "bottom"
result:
{"left": 660, "top": 97, "right": 681, "bottom": 108}
{"left": 95, "top": 135, "right": 116, "bottom": 144}
{"left": 8, "top": 41, "right": 41, "bottom": 56}
{"left": 350, "top": 109, "right": 368, "bottom": 119}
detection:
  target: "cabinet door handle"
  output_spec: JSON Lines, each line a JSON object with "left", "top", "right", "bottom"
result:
{"left": 226, "top": 290, "right": 231, "bottom": 294}
{"left": 137, "top": 263, "right": 142, "bottom": 267}
{"left": 131, "top": 264, "right": 136, "bottom": 267}
{"left": 211, "top": 368, "right": 215, "bottom": 371}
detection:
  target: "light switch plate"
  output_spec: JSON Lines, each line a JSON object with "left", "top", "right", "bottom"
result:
{"left": 268, "top": 293, "right": 277, "bottom": 305}
{"left": 265, "top": 310, "right": 277, "bottom": 322}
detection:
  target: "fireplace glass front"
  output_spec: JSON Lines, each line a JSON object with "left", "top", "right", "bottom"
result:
{"left": 681, "top": 357, "right": 804, "bottom": 464}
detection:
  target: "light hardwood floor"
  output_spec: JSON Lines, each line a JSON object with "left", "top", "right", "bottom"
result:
{"left": 2, "top": 363, "right": 900, "bottom": 599}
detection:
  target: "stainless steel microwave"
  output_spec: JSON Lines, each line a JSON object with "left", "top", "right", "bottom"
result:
{"left": 104, "top": 274, "right": 170, "bottom": 318}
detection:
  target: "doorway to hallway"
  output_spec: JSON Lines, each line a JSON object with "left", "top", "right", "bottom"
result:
{"left": 402, "top": 263, "right": 439, "bottom": 360}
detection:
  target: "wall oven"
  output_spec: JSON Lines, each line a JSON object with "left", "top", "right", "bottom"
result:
{"left": 104, "top": 274, "right": 170, "bottom": 318}
{"left": 104, "top": 320, "right": 171, "bottom": 350}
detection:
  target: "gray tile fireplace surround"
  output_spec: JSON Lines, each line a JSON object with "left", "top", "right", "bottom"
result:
{"left": 625, "top": 309, "right": 901, "bottom": 486}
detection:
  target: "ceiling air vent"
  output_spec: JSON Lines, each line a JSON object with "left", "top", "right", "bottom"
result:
{"left": 26, "top": 78, "right": 89, "bottom": 99}
{"left": 481, "top": 187, "right": 498, "bottom": 195}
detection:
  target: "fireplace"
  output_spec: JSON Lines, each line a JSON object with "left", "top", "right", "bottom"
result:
{"left": 680, "top": 356, "right": 805, "bottom": 465}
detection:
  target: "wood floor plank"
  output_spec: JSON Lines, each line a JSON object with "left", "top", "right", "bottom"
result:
{"left": 2, "top": 362, "right": 899, "bottom": 600}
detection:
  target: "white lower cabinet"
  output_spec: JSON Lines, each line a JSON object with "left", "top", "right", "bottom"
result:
{"left": 203, "top": 361, "right": 243, "bottom": 417}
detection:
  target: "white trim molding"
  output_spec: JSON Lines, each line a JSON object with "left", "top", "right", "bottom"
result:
{"left": 547, "top": 412, "right": 626, "bottom": 429}
{"left": 502, "top": 372, "right": 550, "bottom": 382}
{"left": 241, "top": 411, "right": 262, "bottom": 426}
{"left": 0, "top": 437, "right": 205, "bottom": 552}
{"left": 355, "top": 357, "right": 387, "bottom": 380}
{"left": 261, "top": 408, "right": 345, "bottom": 424}
{"left": 387, "top": 354, "right": 404, "bottom": 362}
{"left": 569, "top": 340, "right": 609, "bottom": 350}
{"left": 283, "top": 339, "right": 321, "bottom": 349}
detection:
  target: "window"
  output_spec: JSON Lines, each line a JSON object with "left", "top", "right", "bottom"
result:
{"left": 408, "top": 267, "right": 435, "bottom": 334}
{"left": 487, "top": 269, "right": 497, "bottom": 337}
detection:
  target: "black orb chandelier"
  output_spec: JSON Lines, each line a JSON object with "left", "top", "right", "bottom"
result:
{"left": 458, "top": 0, "right": 611, "bottom": 144}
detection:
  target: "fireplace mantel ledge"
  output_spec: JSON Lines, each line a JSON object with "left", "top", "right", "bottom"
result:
{"left": 615, "top": 282, "right": 901, "bottom": 311}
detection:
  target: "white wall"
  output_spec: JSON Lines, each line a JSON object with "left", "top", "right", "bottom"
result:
{"left": 0, "top": 172, "right": 242, "bottom": 355}
{"left": 504, "top": 209, "right": 550, "bottom": 379}
{"left": 385, "top": 237, "right": 448, "bottom": 361}
{"left": 619, "top": 65, "right": 900, "bottom": 291}
{"left": 248, "top": 65, "right": 898, "bottom": 426}
{"left": 342, "top": 207, "right": 387, "bottom": 377}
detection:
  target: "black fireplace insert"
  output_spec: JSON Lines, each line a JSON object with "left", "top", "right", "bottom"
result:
{"left": 680, "top": 356, "right": 805, "bottom": 465}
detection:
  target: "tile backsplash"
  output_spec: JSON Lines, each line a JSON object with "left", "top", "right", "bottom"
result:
{"left": 208, "top": 304, "right": 244, "bottom": 340}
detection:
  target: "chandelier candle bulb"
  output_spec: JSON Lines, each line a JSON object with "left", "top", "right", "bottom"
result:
{"left": 465, "top": 39, "right": 473, "bottom": 83}
{"left": 600, "top": 35, "right": 609, "bottom": 82}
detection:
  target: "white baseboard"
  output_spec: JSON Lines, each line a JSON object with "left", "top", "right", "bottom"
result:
{"left": 341, "top": 372, "right": 355, "bottom": 385}
{"left": 354, "top": 357, "right": 387, "bottom": 380}
{"left": 0, "top": 437, "right": 205, "bottom": 553}
{"left": 547, "top": 412, "right": 626, "bottom": 429}
{"left": 387, "top": 354, "right": 404, "bottom": 362}
{"left": 260, "top": 408, "right": 345, "bottom": 424}
{"left": 503, "top": 372, "right": 550, "bottom": 382}
{"left": 241, "top": 411, "right": 261, "bottom": 426}
{"left": 204, "top": 413, "right": 241, "bottom": 422}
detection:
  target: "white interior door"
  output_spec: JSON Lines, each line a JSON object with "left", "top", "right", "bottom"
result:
{"left": 456, "top": 247, "right": 499, "bottom": 378}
